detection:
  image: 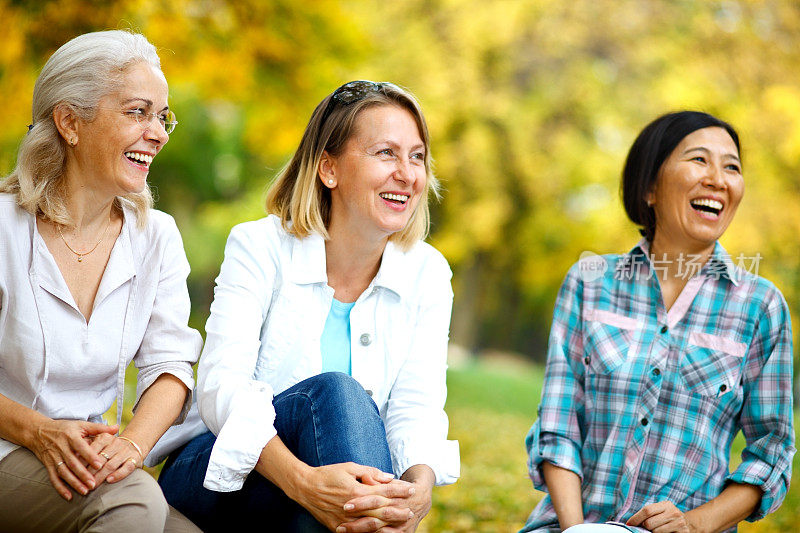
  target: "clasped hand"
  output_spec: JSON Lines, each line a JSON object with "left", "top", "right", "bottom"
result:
{"left": 291, "top": 462, "right": 429, "bottom": 533}
{"left": 29, "top": 418, "right": 142, "bottom": 500}
{"left": 627, "top": 501, "right": 698, "bottom": 533}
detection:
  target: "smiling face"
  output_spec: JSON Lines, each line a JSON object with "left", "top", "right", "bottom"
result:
{"left": 648, "top": 126, "right": 744, "bottom": 254}
{"left": 68, "top": 62, "right": 170, "bottom": 199}
{"left": 321, "top": 104, "right": 427, "bottom": 243}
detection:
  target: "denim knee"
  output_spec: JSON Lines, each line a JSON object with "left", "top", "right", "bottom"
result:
{"left": 276, "top": 372, "right": 391, "bottom": 471}
{"left": 306, "top": 372, "right": 376, "bottom": 411}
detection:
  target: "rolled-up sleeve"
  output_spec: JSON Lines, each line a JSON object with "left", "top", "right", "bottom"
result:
{"left": 133, "top": 216, "right": 202, "bottom": 423}
{"left": 526, "top": 265, "right": 586, "bottom": 490}
{"left": 197, "top": 223, "right": 279, "bottom": 492}
{"left": 384, "top": 254, "right": 459, "bottom": 486}
{"left": 727, "top": 288, "right": 795, "bottom": 520}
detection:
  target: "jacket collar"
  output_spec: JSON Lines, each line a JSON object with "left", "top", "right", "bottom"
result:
{"left": 289, "top": 233, "right": 411, "bottom": 299}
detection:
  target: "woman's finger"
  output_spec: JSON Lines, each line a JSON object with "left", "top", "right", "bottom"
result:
{"left": 336, "top": 516, "right": 389, "bottom": 533}
{"left": 376, "top": 480, "right": 416, "bottom": 499}
{"left": 87, "top": 431, "right": 115, "bottom": 454}
{"left": 343, "top": 495, "right": 413, "bottom": 524}
{"left": 71, "top": 423, "right": 116, "bottom": 470}
{"left": 93, "top": 440, "right": 139, "bottom": 485}
{"left": 44, "top": 461, "right": 73, "bottom": 501}
{"left": 54, "top": 456, "right": 93, "bottom": 495}
{"left": 359, "top": 506, "right": 414, "bottom": 524}
{"left": 106, "top": 455, "right": 139, "bottom": 484}
{"left": 359, "top": 469, "right": 395, "bottom": 485}
{"left": 344, "top": 494, "right": 411, "bottom": 515}
{"left": 627, "top": 502, "right": 661, "bottom": 526}
{"left": 349, "top": 464, "right": 396, "bottom": 485}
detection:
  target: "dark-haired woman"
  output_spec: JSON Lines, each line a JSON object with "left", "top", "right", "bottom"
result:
{"left": 522, "top": 111, "right": 794, "bottom": 533}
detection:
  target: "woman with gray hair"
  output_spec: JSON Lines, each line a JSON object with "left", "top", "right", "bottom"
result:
{"left": 0, "top": 30, "right": 202, "bottom": 532}
{"left": 159, "top": 80, "right": 460, "bottom": 532}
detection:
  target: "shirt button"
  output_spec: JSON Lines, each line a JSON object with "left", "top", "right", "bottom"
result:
{"left": 584, "top": 356, "right": 591, "bottom": 365}
{"left": 652, "top": 368, "right": 661, "bottom": 377}
{"left": 660, "top": 325, "right": 668, "bottom": 334}
{"left": 359, "top": 333, "right": 371, "bottom": 346}
{"left": 719, "top": 384, "right": 727, "bottom": 392}
{"left": 641, "top": 417, "right": 649, "bottom": 426}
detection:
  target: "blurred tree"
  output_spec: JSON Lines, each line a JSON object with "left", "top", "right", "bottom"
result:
{"left": 2, "top": 0, "right": 799, "bottom": 366}
{"left": 346, "top": 0, "right": 800, "bottom": 362}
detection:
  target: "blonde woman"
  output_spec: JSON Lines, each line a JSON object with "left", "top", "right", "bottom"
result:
{"left": 160, "top": 81, "right": 460, "bottom": 532}
{"left": 0, "top": 31, "right": 201, "bottom": 532}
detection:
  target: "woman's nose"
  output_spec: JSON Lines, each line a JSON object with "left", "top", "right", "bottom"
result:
{"left": 703, "top": 163, "right": 726, "bottom": 189}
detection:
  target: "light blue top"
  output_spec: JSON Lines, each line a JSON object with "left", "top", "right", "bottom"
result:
{"left": 320, "top": 298, "right": 355, "bottom": 374}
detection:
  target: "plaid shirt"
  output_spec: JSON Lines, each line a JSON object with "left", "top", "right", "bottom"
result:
{"left": 523, "top": 240, "right": 795, "bottom": 532}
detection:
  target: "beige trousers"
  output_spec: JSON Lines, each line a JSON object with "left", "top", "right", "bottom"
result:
{"left": 0, "top": 447, "right": 201, "bottom": 533}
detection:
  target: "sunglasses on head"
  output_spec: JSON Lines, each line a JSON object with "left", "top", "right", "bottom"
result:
{"left": 319, "top": 80, "right": 398, "bottom": 125}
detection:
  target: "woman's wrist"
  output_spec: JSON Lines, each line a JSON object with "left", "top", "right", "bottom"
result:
{"left": 23, "top": 412, "right": 51, "bottom": 451}
{"left": 253, "top": 436, "right": 313, "bottom": 503}
{"left": 118, "top": 435, "right": 145, "bottom": 464}
{"left": 283, "top": 462, "right": 314, "bottom": 502}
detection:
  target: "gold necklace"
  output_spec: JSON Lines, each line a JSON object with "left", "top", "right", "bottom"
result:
{"left": 57, "top": 213, "right": 112, "bottom": 262}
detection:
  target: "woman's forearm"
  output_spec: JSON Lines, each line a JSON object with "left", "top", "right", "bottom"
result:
{"left": 253, "top": 434, "right": 312, "bottom": 499}
{"left": 542, "top": 461, "right": 584, "bottom": 529}
{"left": 684, "top": 482, "right": 762, "bottom": 533}
{"left": 0, "top": 393, "right": 52, "bottom": 449}
{"left": 119, "top": 373, "right": 189, "bottom": 457}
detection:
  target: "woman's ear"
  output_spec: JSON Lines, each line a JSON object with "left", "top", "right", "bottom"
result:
{"left": 318, "top": 151, "right": 337, "bottom": 188}
{"left": 52, "top": 103, "right": 80, "bottom": 146}
{"left": 645, "top": 187, "right": 655, "bottom": 207}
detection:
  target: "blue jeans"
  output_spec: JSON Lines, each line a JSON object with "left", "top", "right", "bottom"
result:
{"left": 159, "top": 372, "right": 393, "bottom": 532}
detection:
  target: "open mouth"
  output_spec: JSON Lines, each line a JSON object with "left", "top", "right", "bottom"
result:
{"left": 690, "top": 198, "right": 722, "bottom": 217}
{"left": 124, "top": 151, "right": 153, "bottom": 168}
{"left": 379, "top": 192, "right": 409, "bottom": 205}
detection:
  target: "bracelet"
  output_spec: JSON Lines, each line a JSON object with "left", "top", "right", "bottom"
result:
{"left": 118, "top": 436, "right": 144, "bottom": 463}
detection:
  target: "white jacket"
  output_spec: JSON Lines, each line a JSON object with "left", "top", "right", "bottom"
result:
{"left": 197, "top": 215, "right": 460, "bottom": 491}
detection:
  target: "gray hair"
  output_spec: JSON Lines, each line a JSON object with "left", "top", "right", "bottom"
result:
{"left": 0, "top": 30, "right": 163, "bottom": 227}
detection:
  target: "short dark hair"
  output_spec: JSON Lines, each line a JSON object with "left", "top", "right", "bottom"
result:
{"left": 621, "top": 111, "right": 741, "bottom": 241}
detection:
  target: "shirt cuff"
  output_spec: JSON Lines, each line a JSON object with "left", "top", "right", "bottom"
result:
{"left": 134, "top": 362, "right": 195, "bottom": 423}
{"left": 526, "top": 420, "right": 583, "bottom": 491}
{"left": 726, "top": 444, "right": 796, "bottom": 520}
{"left": 390, "top": 437, "right": 460, "bottom": 486}
{"left": 202, "top": 382, "right": 277, "bottom": 492}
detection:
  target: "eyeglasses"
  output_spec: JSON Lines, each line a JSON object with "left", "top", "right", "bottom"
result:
{"left": 319, "top": 80, "right": 396, "bottom": 125}
{"left": 97, "top": 107, "right": 178, "bottom": 135}
{"left": 122, "top": 108, "right": 178, "bottom": 135}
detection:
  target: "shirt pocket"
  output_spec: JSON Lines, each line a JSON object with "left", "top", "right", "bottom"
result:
{"left": 679, "top": 331, "right": 747, "bottom": 398}
{"left": 582, "top": 308, "right": 640, "bottom": 375}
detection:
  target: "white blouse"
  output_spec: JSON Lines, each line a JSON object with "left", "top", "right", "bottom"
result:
{"left": 197, "top": 215, "right": 460, "bottom": 491}
{"left": 0, "top": 194, "right": 202, "bottom": 464}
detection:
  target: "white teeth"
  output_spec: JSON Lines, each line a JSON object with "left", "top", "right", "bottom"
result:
{"left": 124, "top": 152, "right": 153, "bottom": 165}
{"left": 379, "top": 193, "right": 409, "bottom": 203}
{"left": 690, "top": 198, "right": 723, "bottom": 211}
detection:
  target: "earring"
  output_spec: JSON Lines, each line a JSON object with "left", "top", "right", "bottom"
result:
{"left": 328, "top": 179, "right": 334, "bottom": 185}
{"left": 69, "top": 137, "right": 77, "bottom": 146}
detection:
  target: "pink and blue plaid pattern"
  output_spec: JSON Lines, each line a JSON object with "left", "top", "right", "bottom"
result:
{"left": 522, "top": 240, "right": 795, "bottom": 533}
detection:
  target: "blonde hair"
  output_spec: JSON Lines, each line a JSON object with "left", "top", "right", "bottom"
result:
{"left": 265, "top": 81, "right": 440, "bottom": 250}
{"left": 0, "top": 30, "right": 163, "bottom": 228}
